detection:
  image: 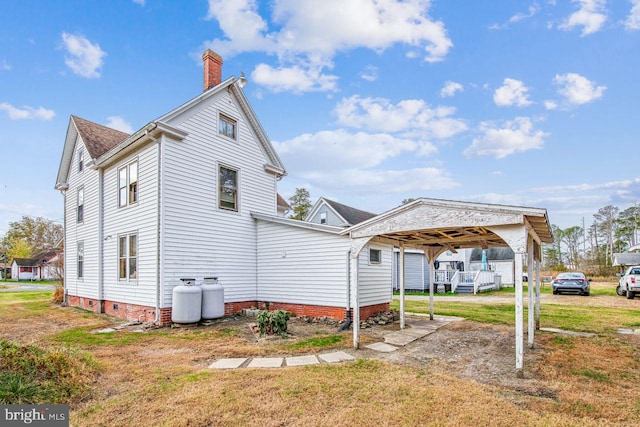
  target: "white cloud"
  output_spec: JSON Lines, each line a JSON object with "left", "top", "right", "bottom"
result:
{"left": 359, "top": 65, "right": 378, "bottom": 82}
{"left": 105, "top": 116, "right": 133, "bottom": 133}
{"left": 553, "top": 72, "right": 606, "bottom": 105}
{"left": 0, "top": 102, "right": 55, "bottom": 120}
{"left": 133, "top": 0, "right": 145, "bottom": 5}
{"left": 464, "top": 117, "right": 548, "bottom": 158}
{"left": 489, "top": 4, "right": 540, "bottom": 30}
{"left": 61, "top": 32, "right": 106, "bottom": 78}
{"left": 493, "top": 78, "right": 533, "bottom": 107}
{"left": 274, "top": 129, "right": 417, "bottom": 171}
{"left": 203, "top": 0, "right": 452, "bottom": 93}
{"left": 333, "top": 95, "right": 467, "bottom": 143}
{"left": 1, "top": 60, "right": 10, "bottom": 71}
{"left": 625, "top": 0, "right": 640, "bottom": 30}
{"left": 558, "top": 0, "right": 607, "bottom": 36}
{"left": 440, "top": 81, "right": 463, "bottom": 98}
{"left": 251, "top": 63, "right": 338, "bottom": 93}
{"left": 544, "top": 100, "right": 558, "bottom": 110}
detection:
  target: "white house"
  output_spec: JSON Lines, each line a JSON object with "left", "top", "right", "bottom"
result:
{"left": 11, "top": 249, "right": 61, "bottom": 281}
{"left": 55, "top": 50, "right": 394, "bottom": 324}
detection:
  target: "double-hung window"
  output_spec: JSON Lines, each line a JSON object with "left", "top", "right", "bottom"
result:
{"left": 118, "top": 233, "right": 137, "bottom": 281}
{"left": 77, "top": 242, "right": 84, "bottom": 279}
{"left": 77, "top": 148, "right": 84, "bottom": 173}
{"left": 118, "top": 161, "right": 138, "bottom": 208}
{"left": 77, "top": 187, "right": 84, "bottom": 223}
{"left": 218, "top": 114, "right": 237, "bottom": 140}
{"left": 319, "top": 212, "right": 327, "bottom": 224}
{"left": 219, "top": 166, "right": 238, "bottom": 211}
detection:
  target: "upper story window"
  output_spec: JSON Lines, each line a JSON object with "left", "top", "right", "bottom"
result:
{"left": 77, "top": 242, "right": 84, "bottom": 279}
{"left": 369, "top": 248, "right": 382, "bottom": 264}
{"left": 118, "top": 233, "right": 137, "bottom": 281}
{"left": 77, "top": 148, "right": 84, "bottom": 173}
{"left": 77, "top": 187, "right": 84, "bottom": 223}
{"left": 118, "top": 160, "right": 138, "bottom": 208}
{"left": 218, "top": 114, "right": 237, "bottom": 140}
{"left": 219, "top": 166, "right": 238, "bottom": 211}
{"left": 319, "top": 212, "right": 327, "bottom": 224}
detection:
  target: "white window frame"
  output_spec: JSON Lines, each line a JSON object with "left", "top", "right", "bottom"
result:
{"left": 369, "top": 248, "right": 382, "bottom": 265}
{"left": 77, "top": 187, "right": 84, "bottom": 223}
{"left": 77, "top": 148, "right": 84, "bottom": 173}
{"left": 77, "top": 241, "right": 84, "bottom": 279}
{"left": 118, "top": 232, "right": 138, "bottom": 282}
{"left": 319, "top": 212, "right": 327, "bottom": 224}
{"left": 218, "top": 165, "right": 239, "bottom": 212}
{"left": 118, "top": 160, "right": 138, "bottom": 208}
{"left": 218, "top": 113, "right": 237, "bottom": 140}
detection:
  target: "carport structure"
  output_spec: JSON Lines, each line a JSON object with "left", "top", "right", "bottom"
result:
{"left": 342, "top": 198, "right": 553, "bottom": 377}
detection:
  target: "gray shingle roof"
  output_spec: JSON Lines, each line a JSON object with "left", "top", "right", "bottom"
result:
{"left": 72, "top": 115, "right": 130, "bottom": 159}
{"left": 470, "top": 247, "right": 515, "bottom": 261}
{"left": 323, "top": 198, "right": 377, "bottom": 226}
{"left": 613, "top": 253, "right": 640, "bottom": 266}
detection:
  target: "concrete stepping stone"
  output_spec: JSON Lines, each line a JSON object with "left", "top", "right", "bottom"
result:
{"left": 286, "top": 355, "right": 319, "bottom": 366}
{"left": 247, "top": 357, "right": 283, "bottom": 368}
{"left": 540, "top": 327, "right": 596, "bottom": 337}
{"left": 365, "top": 342, "right": 398, "bottom": 353}
{"left": 94, "top": 328, "right": 116, "bottom": 333}
{"left": 318, "top": 351, "right": 356, "bottom": 363}
{"left": 208, "top": 358, "right": 247, "bottom": 369}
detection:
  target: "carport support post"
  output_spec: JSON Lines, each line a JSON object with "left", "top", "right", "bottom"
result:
{"left": 535, "top": 251, "right": 541, "bottom": 330}
{"left": 351, "top": 255, "right": 360, "bottom": 349}
{"left": 399, "top": 242, "right": 406, "bottom": 330}
{"left": 527, "top": 238, "right": 535, "bottom": 349}
{"left": 515, "top": 251, "right": 525, "bottom": 378}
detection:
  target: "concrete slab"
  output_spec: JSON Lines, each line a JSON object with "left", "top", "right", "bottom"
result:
{"left": 384, "top": 329, "right": 435, "bottom": 346}
{"left": 94, "top": 328, "right": 116, "bottom": 333}
{"left": 365, "top": 342, "right": 398, "bottom": 353}
{"left": 208, "top": 358, "right": 247, "bottom": 369}
{"left": 247, "top": 357, "right": 283, "bottom": 368}
{"left": 286, "top": 355, "right": 319, "bottom": 367}
{"left": 618, "top": 328, "right": 634, "bottom": 335}
{"left": 318, "top": 351, "right": 356, "bottom": 363}
{"left": 540, "top": 327, "right": 596, "bottom": 338}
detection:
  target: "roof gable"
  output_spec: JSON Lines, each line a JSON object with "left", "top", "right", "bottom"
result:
{"left": 306, "top": 197, "right": 377, "bottom": 226}
{"left": 72, "top": 115, "right": 130, "bottom": 159}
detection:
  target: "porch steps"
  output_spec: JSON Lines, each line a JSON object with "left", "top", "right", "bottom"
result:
{"left": 456, "top": 284, "right": 474, "bottom": 294}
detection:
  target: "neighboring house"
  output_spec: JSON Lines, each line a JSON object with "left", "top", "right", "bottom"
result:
{"left": 55, "top": 50, "right": 393, "bottom": 324}
{"left": 306, "top": 197, "right": 377, "bottom": 227}
{"left": 10, "top": 249, "right": 61, "bottom": 281}
{"left": 469, "top": 247, "right": 516, "bottom": 285}
{"left": 613, "top": 252, "right": 640, "bottom": 269}
{"left": 276, "top": 194, "right": 291, "bottom": 217}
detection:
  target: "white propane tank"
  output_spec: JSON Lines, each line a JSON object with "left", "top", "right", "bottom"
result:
{"left": 171, "top": 278, "right": 202, "bottom": 323}
{"left": 201, "top": 277, "right": 224, "bottom": 319}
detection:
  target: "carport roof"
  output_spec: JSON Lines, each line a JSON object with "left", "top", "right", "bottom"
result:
{"left": 341, "top": 197, "right": 553, "bottom": 248}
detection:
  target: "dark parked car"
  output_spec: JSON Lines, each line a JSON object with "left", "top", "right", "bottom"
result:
{"left": 552, "top": 272, "right": 591, "bottom": 296}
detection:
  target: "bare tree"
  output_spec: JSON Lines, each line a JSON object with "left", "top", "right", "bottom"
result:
{"left": 563, "top": 226, "right": 582, "bottom": 269}
{"left": 593, "top": 205, "right": 619, "bottom": 266}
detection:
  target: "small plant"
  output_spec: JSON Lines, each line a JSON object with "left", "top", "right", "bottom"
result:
{"left": 256, "top": 310, "right": 290, "bottom": 337}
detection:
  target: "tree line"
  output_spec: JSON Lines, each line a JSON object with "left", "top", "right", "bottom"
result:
{"left": 0, "top": 216, "right": 63, "bottom": 264}
{"left": 544, "top": 204, "right": 639, "bottom": 274}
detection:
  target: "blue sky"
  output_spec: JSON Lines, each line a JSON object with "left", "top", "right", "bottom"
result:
{"left": 1, "top": 0, "right": 639, "bottom": 237}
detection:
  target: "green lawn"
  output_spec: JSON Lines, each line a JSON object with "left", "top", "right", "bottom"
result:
{"left": 392, "top": 299, "right": 640, "bottom": 334}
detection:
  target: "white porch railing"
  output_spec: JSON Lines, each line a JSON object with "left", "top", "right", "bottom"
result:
{"left": 450, "top": 270, "right": 460, "bottom": 293}
{"left": 473, "top": 270, "right": 497, "bottom": 294}
{"left": 438, "top": 269, "right": 499, "bottom": 294}
{"left": 434, "top": 270, "right": 455, "bottom": 284}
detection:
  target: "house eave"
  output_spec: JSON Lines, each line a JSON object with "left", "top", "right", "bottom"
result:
{"left": 252, "top": 212, "right": 344, "bottom": 234}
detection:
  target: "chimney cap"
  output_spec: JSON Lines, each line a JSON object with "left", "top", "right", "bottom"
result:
{"left": 202, "top": 49, "right": 223, "bottom": 64}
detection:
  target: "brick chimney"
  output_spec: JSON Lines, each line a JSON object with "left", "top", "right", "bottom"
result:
{"left": 202, "top": 49, "right": 223, "bottom": 91}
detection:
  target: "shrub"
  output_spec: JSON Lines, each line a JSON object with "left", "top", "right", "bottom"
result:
{"left": 51, "top": 286, "right": 64, "bottom": 304}
{"left": 0, "top": 339, "right": 98, "bottom": 404}
{"left": 256, "top": 310, "right": 290, "bottom": 337}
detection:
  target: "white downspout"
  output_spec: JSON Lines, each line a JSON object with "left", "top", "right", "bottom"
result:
{"left": 154, "top": 136, "right": 163, "bottom": 323}
{"left": 98, "top": 168, "right": 104, "bottom": 309}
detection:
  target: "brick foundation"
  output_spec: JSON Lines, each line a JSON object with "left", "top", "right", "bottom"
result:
{"left": 66, "top": 294, "right": 389, "bottom": 326}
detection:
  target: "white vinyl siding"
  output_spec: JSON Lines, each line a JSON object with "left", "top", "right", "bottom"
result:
{"left": 357, "top": 244, "right": 393, "bottom": 307}
{"left": 65, "top": 140, "right": 99, "bottom": 299}
{"left": 256, "top": 220, "right": 350, "bottom": 307}
{"left": 308, "top": 205, "right": 346, "bottom": 227}
{"left": 102, "top": 144, "right": 159, "bottom": 306}
{"left": 160, "top": 90, "right": 277, "bottom": 306}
